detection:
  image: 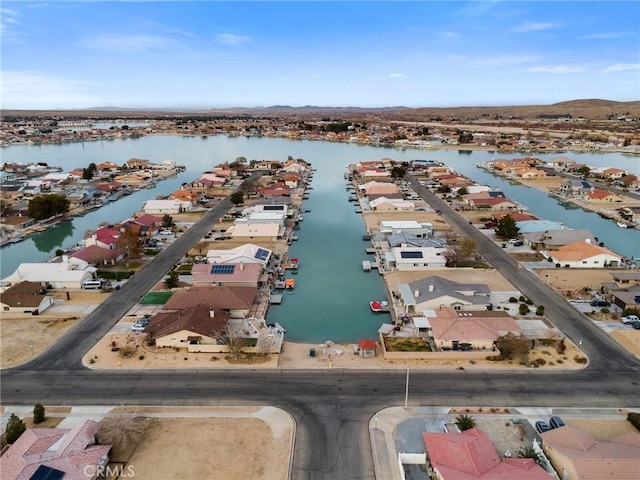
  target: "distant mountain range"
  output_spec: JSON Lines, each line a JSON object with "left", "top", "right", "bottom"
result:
{"left": 3, "top": 99, "right": 639, "bottom": 120}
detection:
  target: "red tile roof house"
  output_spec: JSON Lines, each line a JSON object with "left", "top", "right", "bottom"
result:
{"left": 161, "top": 286, "right": 258, "bottom": 318}
{"left": 0, "top": 419, "right": 111, "bottom": 480}
{"left": 540, "top": 425, "right": 640, "bottom": 480}
{"left": 423, "top": 428, "right": 550, "bottom": 480}
{"left": 125, "top": 213, "right": 162, "bottom": 237}
{"left": 426, "top": 307, "right": 521, "bottom": 351}
{"left": 70, "top": 245, "right": 124, "bottom": 266}
{"left": 191, "top": 262, "right": 263, "bottom": 288}
{"left": 258, "top": 183, "right": 291, "bottom": 197}
{"left": 84, "top": 226, "right": 120, "bottom": 249}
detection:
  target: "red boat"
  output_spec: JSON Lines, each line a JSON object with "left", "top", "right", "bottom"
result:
{"left": 370, "top": 301, "right": 382, "bottom": 312}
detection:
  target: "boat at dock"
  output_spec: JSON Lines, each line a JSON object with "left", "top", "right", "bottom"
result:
{"left": 370, "top": 300, "right": 388, "bottom": 312}
{"left": 285, "top": 278, "right": 295, "bottom": 290}
{"left": 617, "top": 221, "right": 631, "bottom": 228}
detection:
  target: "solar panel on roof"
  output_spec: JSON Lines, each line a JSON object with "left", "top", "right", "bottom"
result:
{"left": 400, "top": 251, "right": 423, "bottom": 259}
{"left": 255, "top": 248, "right": 270, "bottom": 261}
{"left": 211, "top": 264, "right": 235, "bottom": 274}
{"left": 30, "top": 465, "right": 65, "bottom": 480}
{"left": 263, "top": 205, "right": 284, "bottom": 210}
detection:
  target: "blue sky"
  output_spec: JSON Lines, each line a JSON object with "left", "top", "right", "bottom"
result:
{"left": 1, "top": 1, "right": 639, "bottom": 109}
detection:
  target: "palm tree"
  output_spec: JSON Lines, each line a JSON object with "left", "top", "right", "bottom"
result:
{"left": 517, "top": 445, "right": 542, "bottom": 464}
{"left": 454, "top": 414, "right": 477, "bottom": 431}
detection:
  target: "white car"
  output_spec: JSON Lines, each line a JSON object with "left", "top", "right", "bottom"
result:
{"left": 621, "top": 315, "right": 640, "bottom": 325}
{"left": 159, "top": 230, "right": 173, "bottom": 235}
{"left": 508, "top": 238, "right": 521, "bottom": 244}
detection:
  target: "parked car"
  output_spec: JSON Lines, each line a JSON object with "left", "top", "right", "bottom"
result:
{"left": 508, "top": 238, "right": 521, "bottom": 244}
{"left": 632, "top": 322, "right": 640, "bottom": 330}
{"left": 549, "top": 416, "right": 565, "bottom": 429}
{"left": 590, "top": 299, "right": 610, "bottom": 307}
{"left": 621, "top": 315, "right": 640, "bottom": 325}
{"left": 159, "top": 230, "right": 173, "bottom": 235}
{"left": 511, "top": 240, "right": 524, "bottom": 247}
{"left": 131, "top": 323, "right": 147, "bottom": 332}
{"left": 535, "top": 421, "right": 551, "bottom": 433}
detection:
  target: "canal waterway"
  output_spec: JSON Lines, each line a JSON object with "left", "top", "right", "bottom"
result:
{"left": 1, "top": 136, "right": 639, "bottom": 342}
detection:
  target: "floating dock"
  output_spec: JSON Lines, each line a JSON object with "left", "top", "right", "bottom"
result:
{"left": 362, "top": 260, "right": 372, "bottom": 271}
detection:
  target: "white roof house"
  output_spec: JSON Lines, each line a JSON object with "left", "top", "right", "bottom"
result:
{"left": 226, "top": 223, "right": 283, "bottom": 239}
{"left": 144, "top": 199, "right": 192, "bottom": 214}
{"left": 234, "top": 212, "right": 286, "bottom": 226}
{"left": 369, "top": 197, "right": 415, "bottom": 211}
{"left": 206, "top": 243, "right": 272, "bottom": 266}
{"left": 379, "top": 220, "right": 434, "bottom": 237}
{"left": 385, "top": 246, "right": 448, "bottom": 271}
{"left": 2, "top": 257, "right": 97, "bottom": 289}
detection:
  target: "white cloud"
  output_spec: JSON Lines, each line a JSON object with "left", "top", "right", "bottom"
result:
{"left": 601, "top": 63, "right": 640, "bottom": 72}
{"left": 530, "top": 65, "right": 585, "bottom": 74}
{"left": 1, "top": 7, "right": 22, "bottom": 43}
{"left": 471, "top": 54, "right": 540, "bottom": 67}
{"left": 582, "top": 32, "right": 627, "bottom": 40}
{"left": 510, "top": 22, "right": 561, "bottom": 33}
{"left": 1, "top": 71, "right": 105, "bottom": 109}
{"left": 215, "top": 33, "right": 250, "bottom": 46}
{"left": 81, "top": 34, "right": 185, "bottom": 54}
{"left": 370, "top": 73, "right": 406, "bottom": 80}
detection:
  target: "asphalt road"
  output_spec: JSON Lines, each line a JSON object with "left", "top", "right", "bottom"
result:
{"left": 2, "top": 173, "right": 639, "bottom": 480}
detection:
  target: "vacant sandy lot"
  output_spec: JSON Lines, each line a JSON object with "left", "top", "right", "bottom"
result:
{"left": 126, "top": 414, "right": 291, "bottom": 480}
{"left": 363, "top": 211, "right": 448, "bottom": 233}
{"left": 534, "top": 268, "right": 623, "bottom": 294}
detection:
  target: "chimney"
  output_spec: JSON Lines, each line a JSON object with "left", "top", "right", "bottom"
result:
{"left": 414, "top": 289, "right": 420, "bottom": 298}
{"left": 209, "top": 309, "right": 215, "bottom": 318}
{"left": 428, "top": 284, "right": 434, "bottom": 292}
{"left": 240, "top": 261, "right": 244, "bottom": 270}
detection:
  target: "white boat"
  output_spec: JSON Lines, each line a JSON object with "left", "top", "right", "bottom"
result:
{"left": 617, "top": 221, "right": 629, "bottom": 228}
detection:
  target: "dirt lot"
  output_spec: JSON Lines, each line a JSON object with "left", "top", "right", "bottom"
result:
{"left": 384, "top": 268, "right": 516, "bottom": 293}
{"left": 534, "top": 268, "right": 622, "bottom": 295}
{"left": 125, "top": 415, "right": 291, "bottom": 480}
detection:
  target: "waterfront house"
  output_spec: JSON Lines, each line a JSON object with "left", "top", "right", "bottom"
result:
{"left": 0, "top": 280, "right": 54, "bottom": 314}
{"left": 84, "top": 226, "right": 121, "bottom": 249}
{"left": 226, "top": 222, "right": 283, "bottom": 240}
{"left": 425, "top": 308, "right": 521, "bottom": 351}
{"left": 357, "top": 340, "right": 377, "bottom": 358}
{"left": 385, "top": 246, "right": 448, "bottom": 271}
{"left": 0, "top": 419, "right": 112, "bottom": 480}
{"left": 143, "top": 199, "right": 192, "bottom": 214}
{"left": 124, "top": 158, "right": 150, "bottom": 169}
{"left": 2, "top": 257, "right": 97, "bottom": 289}
{"left": 0, "top": 212, "right": 37, "bottom": 232}
{"left": 359, "top": 181, "right": 401, "bottom": 196}
{"left": 397, "top": 276, "right": 492, "bottom": 314}
{"left": 96, "top": 161, "right": 120, "bottom": 172}
{"left": 206, "top": 243, "right": 272, "bottom": 266}
{"left": 492, "top": 212, "right": 539, "bottom": 223}
{"left": 379, "top": 220, "right": 433, "bottom": 238}
{"left": 234, "top": 211, "right": 286, "bottom": 226}
{"left": 93, "top": 181, "right": 123, "bottom": 194}
{"left": 70, "top": 245, "right": 124, "bottom": 266}
{"left": 583, "top": 189, "right": 623, "bottom": 203}
{"left": 258, "top": 183, "right": 291, "bottom": 197}
{"left": 521, "top": 229, "right": 596, "bottom": 250}
{"left": 369, "top": 197, "right": 415, "bottom": 211}
{"left": 423, "top": 428, "right": 550, "bottom": 480}
{"left": 144, "top": 304, "right": 230, "bottom": 350}
{"left": 466, "top": 197, "right": 518, "bottom": 211}
{"left": 516, "top": 220, "right": 565, "bottom": 234}
{"left": 540, "top": 425, "right": 640, "bottom": 480}
{"left": 282, "top": 174, "right": 302, "bottom": 188}
{"left": 282, "top": 159, "right": 308, "bottom": 174}
{"left": 387, "top": 233, "right": 448, "bottom": 250}
{"left": 113, "top": 172, "right": 148, "bottom": 186}
{"left": 242, "top": 203, "right": 289, "bottom": 218}
{"left": 560, "top": 179, "right": 592, "bottom": 196}
{"left": 544, "top": 240, "right": 623, "bottom": 268}
{"left": 192, "top": 262, "right": 263, "bottom": 288}
{"left": 162, "top": 286, "right": 257, "bottom": 318}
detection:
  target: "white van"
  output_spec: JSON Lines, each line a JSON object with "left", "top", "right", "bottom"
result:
{"left": 82, "top": 279, "right": 103, "bottom": 290}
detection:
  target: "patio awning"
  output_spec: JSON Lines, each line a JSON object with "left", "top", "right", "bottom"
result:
{"left": 187, "top": 336, "right": 202, "bottom": 342}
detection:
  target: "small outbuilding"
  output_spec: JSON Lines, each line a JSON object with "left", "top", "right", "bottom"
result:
{"left": 357, "top": 339, "right": 377, "bottom": 358}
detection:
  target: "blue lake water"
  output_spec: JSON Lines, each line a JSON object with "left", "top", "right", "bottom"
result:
{"left": 1, "top": 136, "right": 639, "bottom": 342}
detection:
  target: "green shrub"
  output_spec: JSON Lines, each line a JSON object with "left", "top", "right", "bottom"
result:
{"left": 573, "top": 355, "right": 587, "bottom": 364}
{"left": 536, "top": 305, "right": 545, "bottom": 316}
{"left": 5, "top": 414, "right": 26, "bottom": 444}
{"left": 508, "top": 297, "right": 518, "bottom": 303}
{"left": 33, "top": 403, "right": 45, "bottom": 424}
{"left": 519, "top": 303, "right": 530, "bottom": 315}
